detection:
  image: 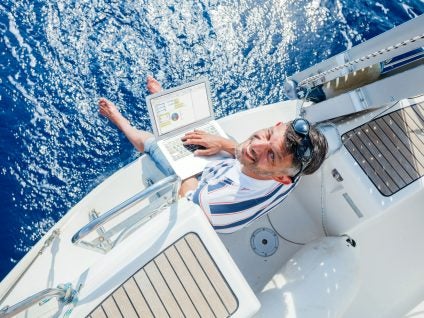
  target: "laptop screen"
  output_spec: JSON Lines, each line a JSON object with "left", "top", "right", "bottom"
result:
{"left": 149, "top": 82, "right": 212, "bottom": 136}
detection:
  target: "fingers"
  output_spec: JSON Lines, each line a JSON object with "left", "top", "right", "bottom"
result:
{"left": 183, "top": 130, "right": 207, "bottom": 138}
{"left": 181, "top": 131, "right": 209, "bottom": 142}
{"left": 193, "top": 129, "right": 207, "bottom": 134}
{"left": 182, "top": 138, "right": 206, "bottom": 146}
{"left": 194, "top": 148, "right": 215, "bottom": 156}
{"left": 181, "top": 136, "right": 203, "bottom": 143}
{"left": 180, "top": 130, "right": 219, "bottom": 156}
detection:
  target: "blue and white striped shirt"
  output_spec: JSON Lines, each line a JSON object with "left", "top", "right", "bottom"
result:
{"left": 187, "top": 158, "right": 298, "bottom": 233}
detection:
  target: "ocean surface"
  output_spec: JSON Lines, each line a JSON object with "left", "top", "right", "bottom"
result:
{"left": 0, "top": 0, "right": 423, "bottom": 281}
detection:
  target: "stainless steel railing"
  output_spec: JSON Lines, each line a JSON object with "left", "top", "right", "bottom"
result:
{"left": 0, "top": 286, "right": 73, "bottom": 318}
{"left": 71, "top": 175, "right": 180, "bottom": 252}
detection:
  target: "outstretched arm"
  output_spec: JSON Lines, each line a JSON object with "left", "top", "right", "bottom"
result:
{"left": 181, "top": 130, "right": 237, "bottom": 157}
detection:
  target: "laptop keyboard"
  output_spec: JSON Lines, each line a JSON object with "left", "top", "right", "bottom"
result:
{"left": 164, "top": 124, "right": 219, "bottom": 161}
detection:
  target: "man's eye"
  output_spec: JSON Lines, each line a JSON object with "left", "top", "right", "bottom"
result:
{"left": 269, "top": 151, "right": 275, "bottom": 163}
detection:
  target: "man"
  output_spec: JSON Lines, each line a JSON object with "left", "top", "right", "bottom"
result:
{"left": 99, "top": 76, "right": 328, "bottom": 233}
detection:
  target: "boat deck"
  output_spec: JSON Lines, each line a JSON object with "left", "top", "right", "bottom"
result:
{"left": 87, "top": 233, "right": 238, "bottom": 318}
{"left": 343, "top": 102, "right": 424, "bottom": 196}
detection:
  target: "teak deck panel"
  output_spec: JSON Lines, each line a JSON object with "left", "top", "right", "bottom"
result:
{"left": 87, "top": 233, "right": 238, "bottom": 318}
{"left": 343, "top": 102, "right": 424, "bottom": 196}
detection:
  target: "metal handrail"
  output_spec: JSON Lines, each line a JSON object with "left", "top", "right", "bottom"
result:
{"left": 285, "top": 15, "right": 424, "bottom": 94}
{"left": 297, "top": 33, "right": 424, "bottom": 89}
{"left": 0, "top": 230, "right": 60, "bottom": 309}
{"left": 71, "top": 174, "right": 180, "bottom": 245}
{"left": 0, "top": 287, "right": 67, "bottom": 318}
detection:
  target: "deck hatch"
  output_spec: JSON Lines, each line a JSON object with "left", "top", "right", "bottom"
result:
{"left": 87, "top": 232, "right": 238, "bottom": 318}
{"left": 342, "top": 102, "right": 424, "bottom": 196}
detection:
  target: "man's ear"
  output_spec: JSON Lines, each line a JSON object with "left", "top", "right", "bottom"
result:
{"left": 273, "top": 175, "right": 292, "bottom": 185}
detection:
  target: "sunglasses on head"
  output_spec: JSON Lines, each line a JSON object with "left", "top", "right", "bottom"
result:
{"left": 291, "top": 118, "right": 313, "bottom": 180}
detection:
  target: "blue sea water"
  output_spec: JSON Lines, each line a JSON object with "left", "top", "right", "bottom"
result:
{"left": 0, "top": 0, "right": 423, "bottom": 281}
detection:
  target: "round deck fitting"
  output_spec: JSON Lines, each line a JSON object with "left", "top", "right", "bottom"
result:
{"left": 250, "top": 227, "right": 279, "bottom": 257}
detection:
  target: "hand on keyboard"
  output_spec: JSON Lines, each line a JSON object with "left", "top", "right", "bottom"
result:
{"left": 182, "top": 129, "right": 234, "bottom": 156}
{"left": 183, "top": 143, "right": 206, "bottom": 152}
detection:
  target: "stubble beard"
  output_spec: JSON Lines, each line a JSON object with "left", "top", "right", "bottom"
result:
{"left": 235, "top": 142, "right": 274, "bottom": 178}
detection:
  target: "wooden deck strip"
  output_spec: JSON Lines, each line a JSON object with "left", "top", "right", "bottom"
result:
{"left": 411, "top": 103, "right": 424, "bottom": 125}
{"left": 389, "top": 112, "right": 424, "bottom": 171}
{"left": 101, "top": 296, "right": 123, "bottom": 318}
{"left": 154, "top": 253, "right": 200, "bottom": 318}
{"left": 354, "top": 125, "right": 407, "bottom": 188}
{"left": 89, "top": 306, "right": 107, "bottom": 318}
{"left": 380, "top": 116, "right": 424, "bottom": 173}
{"left": 345, "top": 130, "right": 398, "bottom": 195}
{"left": 412, "top": 102, "right": 424, "bottom": 118}
{"left": 144, "top": 261, "right": 185, "bottom": 317}
{"left": 185, "top": 233, "right": 238, "bottom": 314}
{"left": 175, "top": 239, "right": 228, "bottom": 318}
{"left": 393, "top": 111, "right": 424, "bottom": 150}
{"left": 404, "top": 104, "right": 424, "bottom": 130}
{"left": 372, "top": 119, "right": 422, "bottom": 178}
{"left": 343, "top": 102, "right": 424, "bottom": 196}
{"left": 400, "top": 107, "right": 424, "bottom": 149}
{"left": 164, "top": 246, "right": 215, "bottom": 317}
{"left": 343, "top": 135, "right": 392, "bottom": 195}
{"left": 112, "top": 287, "right": 139, "bottom": 318}
{"left": 87, "top": 233, "right": 237, "bottom": 318}
{"left": 362, "top": 123, "right": 413, "bottom": 184}
{"left": 134, "top": 269, "right": 170, "bottom": 317}
{"left": 122, "top": 278, "right": 154, "bottom": 318}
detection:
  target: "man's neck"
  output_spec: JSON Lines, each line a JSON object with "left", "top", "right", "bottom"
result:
{"left": 240, "top": 164, "right": 293, "bottom": 185}
{"left": 241, "top": 166, "right": 274, "bottom": 180}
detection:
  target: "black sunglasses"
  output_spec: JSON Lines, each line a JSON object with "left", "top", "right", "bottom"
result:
{"left": 291, "top": 118, "right": 313, "bottom": 180}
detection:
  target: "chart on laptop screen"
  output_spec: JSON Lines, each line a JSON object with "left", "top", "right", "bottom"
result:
{"left": 151, "top": 83, "right": 211, "bottom": 136}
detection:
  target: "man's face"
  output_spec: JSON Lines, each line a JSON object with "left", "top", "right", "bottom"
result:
{"left": 235, "top": 123, "right": 295, "bottom": 180}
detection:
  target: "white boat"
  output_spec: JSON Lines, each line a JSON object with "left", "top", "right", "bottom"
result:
{"left": 1, "top": 14, "right": 423, "bottom": 318}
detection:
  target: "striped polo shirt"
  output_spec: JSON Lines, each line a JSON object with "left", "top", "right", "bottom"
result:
{"left": 187, "top": 158, "right": 298, "bottom": 233}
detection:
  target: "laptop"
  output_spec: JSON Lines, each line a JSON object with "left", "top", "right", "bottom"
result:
{"left": 146, "top": 77, "right": 229, "bottom": 180}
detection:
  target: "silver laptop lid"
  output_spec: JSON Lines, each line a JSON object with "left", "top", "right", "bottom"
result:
{"left": 146, "top": 77, "right": 214, "bottom": 139}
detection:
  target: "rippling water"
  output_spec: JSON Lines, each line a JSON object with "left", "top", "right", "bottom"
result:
{"left": 0, "top": 0, "right": 423, "bottom": 280}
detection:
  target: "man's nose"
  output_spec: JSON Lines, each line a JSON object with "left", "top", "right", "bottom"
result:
{"left": 251, "top": 139, "right": 269, "bottom": 156}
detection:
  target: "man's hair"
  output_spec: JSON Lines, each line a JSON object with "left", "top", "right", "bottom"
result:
{"left": 284, "top": 122, "right": 328, "bottom": 176}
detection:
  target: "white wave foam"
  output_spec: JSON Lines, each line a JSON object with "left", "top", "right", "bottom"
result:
{"left": 401, "top": 3, "right": 419, "bottom": 18}
{"left": 7, "top": 12, "right": 37, "bottom": 68}
{"left": 7, "top": 75, "right": 50, "bottom": 123}
{"left": 375, "top": 2, "right": 390, "bottom": 14}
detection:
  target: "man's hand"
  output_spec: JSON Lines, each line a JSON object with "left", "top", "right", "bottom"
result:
{"left": 181, "top": 130, "right": 236, "bottom": 156}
